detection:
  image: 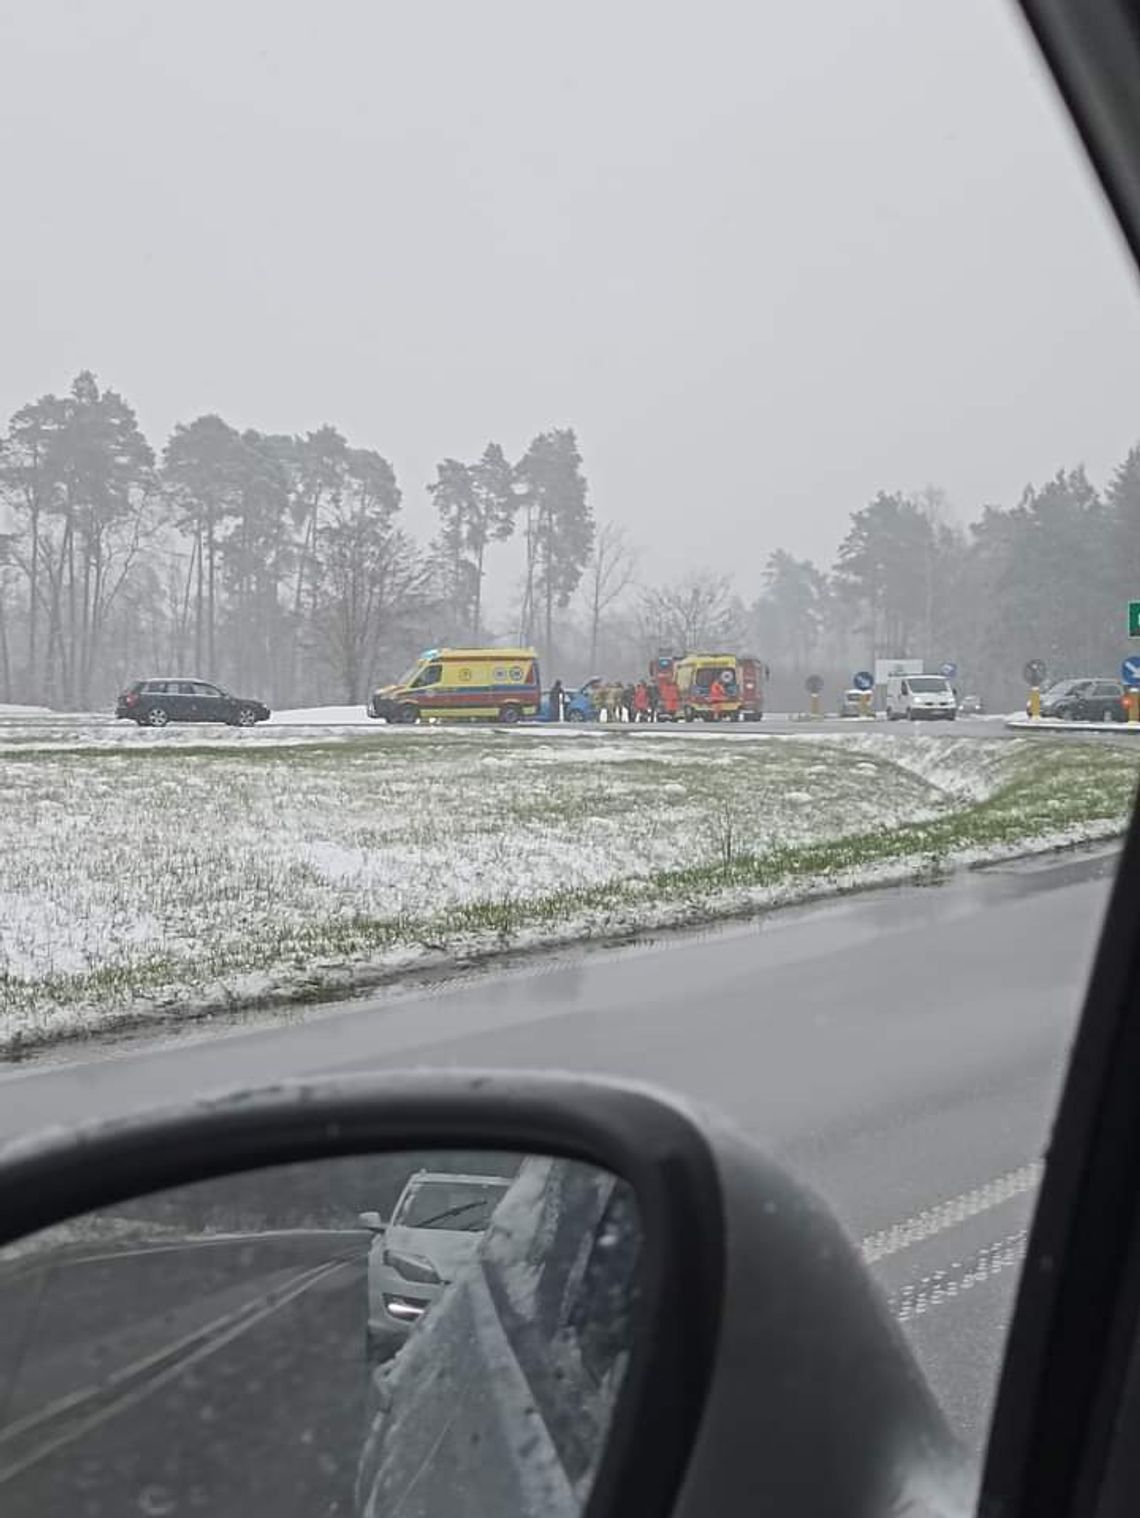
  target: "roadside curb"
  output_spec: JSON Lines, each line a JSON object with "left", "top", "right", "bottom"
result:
{"left": 1005, "top": 718, "right": 1140, "bottom": 734}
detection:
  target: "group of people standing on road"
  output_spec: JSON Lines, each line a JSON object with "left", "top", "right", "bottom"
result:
{"left": 596, "top": 680, "right": 656, "bottom": 722}
{"left": 548, "top": 678, "right": 679, "bottom": 722}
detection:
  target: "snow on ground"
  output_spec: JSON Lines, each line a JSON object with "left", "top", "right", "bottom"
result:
{"left": 0, "top": 728, "right": 1136, "bottom": 1051}
{"left": 1006, "top": 715, "right": 1140, "bottom": 733}
{"left": 269, "top": 704, "right": 373, "bottom": 725}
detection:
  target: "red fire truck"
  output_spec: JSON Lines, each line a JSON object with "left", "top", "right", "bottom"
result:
{"left": 737, "top": 655, "right": 768, "bottom": 720}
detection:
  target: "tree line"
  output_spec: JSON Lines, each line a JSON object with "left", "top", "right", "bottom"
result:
{"left": 0, "top": 372, "right": 593, "bottom": 708}
{"left": 749, "top": 463, "right": 1140, "bottom": 708}
{"left": 0, "top": 369, "right": 1135, "bottom": 711}
{"left": 562, "top": 459, "right": 1140, "bottom": 711}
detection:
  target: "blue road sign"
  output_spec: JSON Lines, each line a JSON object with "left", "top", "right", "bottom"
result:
{"left": 852, "top": 670, "right": 875, "bottom": 692}
{"left": 1121, "top": 655, "right": 1140, "bottom": 687}
{"left": 940, "top": 662, "right": 958, "bottom": 679}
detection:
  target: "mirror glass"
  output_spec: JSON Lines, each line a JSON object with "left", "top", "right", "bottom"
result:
{"left": 0, "top": 1151, "right": 641, "bottom": 1518}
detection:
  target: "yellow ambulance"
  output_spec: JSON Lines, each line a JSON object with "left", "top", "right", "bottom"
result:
{"left": 675, "top": 654, "right": 743, "bottom": 721}
{"left": 367, "top": 648, "right": 542, "bottom": 724}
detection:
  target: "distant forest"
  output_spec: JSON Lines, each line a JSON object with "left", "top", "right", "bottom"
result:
{"left": 0, "top": 370, "right": 1136, "bottom": 710}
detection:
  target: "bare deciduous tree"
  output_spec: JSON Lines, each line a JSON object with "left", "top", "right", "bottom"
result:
{"left": 639, "top": 571, "right": 745, "bottom": 654}
{"left": 584, "top": 521, "right": 639, "bottom": 669}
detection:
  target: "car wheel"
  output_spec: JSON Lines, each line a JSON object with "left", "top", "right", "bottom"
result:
{"left": 497, "top": 703, "right": 521, "bottom": 725}
{"left": 566, "top": 708, "right": 586, "bottom": 723}
{"left": 397, "top": 703, "right": 419, "bottom": 725}
{"left": 145, "top": 706, "right": 170, "bottom": 727}
{"left": 235, "top": 706, "right": 259, "bottom": 727}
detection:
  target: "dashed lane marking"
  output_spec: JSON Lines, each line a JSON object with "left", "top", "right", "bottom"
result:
{"left": 859, "top": 1161, "right": 1042, "bottom": 1265}
{"left": 889, "top": 1230, "right": 1029, "bottom": 1322}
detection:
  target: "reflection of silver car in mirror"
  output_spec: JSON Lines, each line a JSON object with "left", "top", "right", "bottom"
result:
{"left": 364, "top": 1169, "right": 513, "bottom": 1361}
{"left": 356, "top": 1156, "right": 641, "bottom": 1518}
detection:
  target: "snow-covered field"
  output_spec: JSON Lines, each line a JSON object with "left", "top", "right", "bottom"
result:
{"left": 1, "top": 723, "right": 1137, "bottom": 1052}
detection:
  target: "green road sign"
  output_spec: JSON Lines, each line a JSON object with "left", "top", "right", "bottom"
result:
{"left": 1130, "top": 601, "right": 1140, "bottom": 638}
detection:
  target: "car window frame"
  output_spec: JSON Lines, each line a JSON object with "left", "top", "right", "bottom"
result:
{"left": 980, "top": 4, "right": 1140, "bottom": 1513}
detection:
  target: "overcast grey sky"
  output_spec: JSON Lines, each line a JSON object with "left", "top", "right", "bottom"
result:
{"left": 3, "top": 0, "right": 1140, "bottom": 599}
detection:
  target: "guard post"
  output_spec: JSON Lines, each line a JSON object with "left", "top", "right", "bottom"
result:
{"left": 1024, "top": 660, "right": 1046, "bottom": 721}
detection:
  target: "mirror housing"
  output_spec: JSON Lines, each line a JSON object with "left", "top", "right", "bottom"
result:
{"left": 357, "top": 1209, "right": 386, "bottom": 1233}
{"left": 0, "top": 1071, "right": 969, "bottom": 1518}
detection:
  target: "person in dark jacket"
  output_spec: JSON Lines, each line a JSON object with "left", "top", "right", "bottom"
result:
{"left": 549, "top": 679, "right": 565, "bottom": 721}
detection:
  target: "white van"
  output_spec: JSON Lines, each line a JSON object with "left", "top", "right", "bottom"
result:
{"left": 886, "top": 673, "right": 957, "bottom": 721}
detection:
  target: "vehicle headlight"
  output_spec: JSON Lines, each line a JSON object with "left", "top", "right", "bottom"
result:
{"left": 382, "top": 1248, "right": 442, "bottom": 1285}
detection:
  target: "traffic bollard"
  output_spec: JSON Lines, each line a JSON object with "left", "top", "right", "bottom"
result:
{"left": 859, "top": 692, "right": 871, "bottom": 718}
{"left": 810, "top": 692, "right": 821, "bottom": 718}
{"left": 1129, "top": 688, "right": 1140, "bottom": 725}
{"left": 1029, "top": 686, "right": 1041, "bottom": 720}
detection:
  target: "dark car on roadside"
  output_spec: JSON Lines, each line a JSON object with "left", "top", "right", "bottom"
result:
{"left": 116, "top": 678, "right": 271, "bottom": 728}
{"left": 1030, "top": 677, "right": 1126, "bottom": 722}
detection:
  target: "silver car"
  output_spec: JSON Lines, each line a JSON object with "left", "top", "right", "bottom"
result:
{"left": 839, "top": 689, "right": 872, "bottom": 717}
{"left": 363, "top": 1170, "right": 512, "bottom": 1361}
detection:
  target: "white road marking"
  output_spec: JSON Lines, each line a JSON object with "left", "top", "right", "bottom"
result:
{"left": 889, "top": 1230, "right": 1029, "bottom": 1322}
{"left": 859, "top": 1161, "right": 1042, "bottom": 1265}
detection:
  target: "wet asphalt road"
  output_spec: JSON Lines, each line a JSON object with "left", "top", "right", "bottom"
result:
{"left": 0, "top": 1231, "right": 371, "bottom": 1516}
{"left": 0, "top": 846, "right": 1119, "bottom": 1500}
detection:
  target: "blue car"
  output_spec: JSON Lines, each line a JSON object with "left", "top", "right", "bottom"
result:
{"left": 537, "top": 681, "right": 600, "bottom": 723}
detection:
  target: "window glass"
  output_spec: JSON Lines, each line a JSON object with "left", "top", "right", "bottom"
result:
{"left": 4, "top": 0, "right": 1140, "bottom": 1500}
{"left": 395, "top": 1179, "right": 507, "bottom": 1230}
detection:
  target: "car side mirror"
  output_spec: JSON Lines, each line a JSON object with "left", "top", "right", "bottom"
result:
{"left": 0, "top": 1072, "right": 969, "bottom": 1518}
{"left": 358, "top": 1209, "right": 386, "bottom": 1232}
